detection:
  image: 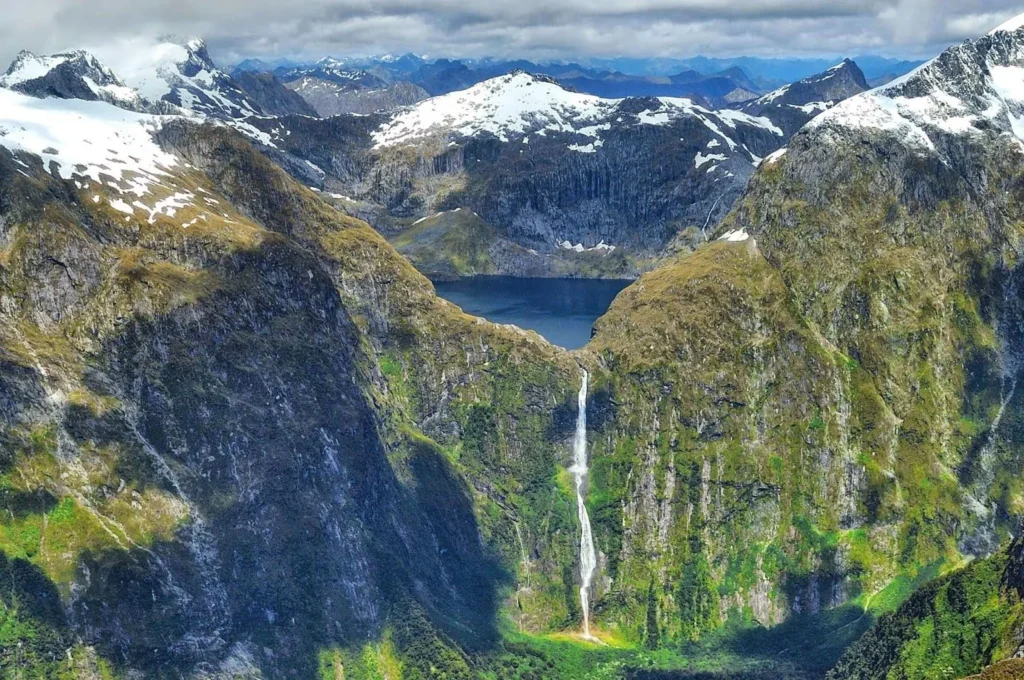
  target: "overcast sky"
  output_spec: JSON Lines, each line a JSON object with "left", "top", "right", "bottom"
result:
{"left": 1, "top": 0, "right": 1021, "bottom": 67}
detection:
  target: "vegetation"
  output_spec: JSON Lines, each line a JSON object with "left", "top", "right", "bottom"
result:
{"left": 2, "top": 86, "right": 1024, "bottom": 679}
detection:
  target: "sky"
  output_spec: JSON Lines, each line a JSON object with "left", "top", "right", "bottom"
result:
{"left": 0, "top": 0, "right": 1021, "bottom": 68}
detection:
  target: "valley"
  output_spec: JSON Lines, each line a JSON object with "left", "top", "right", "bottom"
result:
{"left": 0, "top": 9, "right": 1023, "bottom": 680}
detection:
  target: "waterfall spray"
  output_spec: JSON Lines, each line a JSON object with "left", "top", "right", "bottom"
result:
{"left": 570, "top": 370, "right": 597, "bottom": 638}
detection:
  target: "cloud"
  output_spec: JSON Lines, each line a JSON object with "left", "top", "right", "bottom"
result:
{"left": 0, "top": 0, "right": 1021, "bottom": 69}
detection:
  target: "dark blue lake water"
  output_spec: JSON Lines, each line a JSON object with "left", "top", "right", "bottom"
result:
{"left": 433, "top": 276, "right": 632, "bottom": 350}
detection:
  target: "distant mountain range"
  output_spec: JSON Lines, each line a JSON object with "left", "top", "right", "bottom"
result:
{"left": 230, "top": 52, "right": 922, "bottom": 112}
{"left": 233, "top": 52, "right": 922, "bottom": 95}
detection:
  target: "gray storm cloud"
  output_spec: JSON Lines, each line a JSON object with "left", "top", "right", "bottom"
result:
{"left": 0, "top": 0, "right": 1020, "bottom": 67}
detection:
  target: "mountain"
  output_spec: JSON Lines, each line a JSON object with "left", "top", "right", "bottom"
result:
{"left": 406, "top": 58, "right": 479, "bottom": 96}
{"left": 246, "top": 65, "right": 867, "bottom": 278}
{"left": 0, "top": 77, "right": 581, "bottom": 678}
{"left": 556, "top": 68, "right": 757, "bottom": 104}
{"left": 675, "top": 54, "right": 924, "bottom": 87}
{"left": 258, "top": 55, "right": 764, "bottom": 103}
{"left": 0, "top": 38, "right": 270, "bottom": 123}
{"left": 276, "top": 59, "right": 392, "bottom": 88}
{"left": 271, "top": 60, "right": 431, "bottom": 115}
{"left": 235, "top": 52, "right": 923, "bottom": 101}
{"left": 87, "top": 36, "right": 264, "bottom": 119}
{"left": 232, "top": 56, "right": 307, "bottom": 73}
{"left": 287, "top": 75, "right": 429, "bottom": 115}
{"left": 722, "top": 13, "right": 1024, "bottom": 560}
{"left": 246, "top": 70, "right": 786, "bottom": 276}
{"left": 0, "top": 50, "right": 145, "bottom": 111}
{"left": 277, "top": 65, "right": 430, "bottom": 115}
{"left": 567, "top": 13, "right": 1024, "bottom": 668}
{"left": 740, "top": 59, "right": 870, "bottom": 136}
{"left": 232, "top": 70, "right": 318, "bottom": 116}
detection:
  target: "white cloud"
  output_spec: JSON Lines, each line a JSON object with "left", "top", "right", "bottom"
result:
{"left": 0, "top": 0, "right": 1021, "bottom": 68}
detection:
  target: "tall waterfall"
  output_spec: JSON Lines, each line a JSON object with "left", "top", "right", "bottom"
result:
{"left": 570, "top": 370, "right": 597, "bottom": 638}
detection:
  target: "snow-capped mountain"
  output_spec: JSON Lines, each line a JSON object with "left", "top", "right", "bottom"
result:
{"left": 0, "top": 37, "right": 267, "bottom": 122}
{"left": 372, "top": 71, "right": 782, "bottom": 163}
{"left": 0, "top": 85, "right": 216, "bottom": 229}
{"left": 739, "top": 59, "right": 869, "bottom": 136}
{"left": 0, "top": 88, "right": 174, "bottom": 191}
{"left": 88, "top": 36, "right": 263, "bottom": 120}
{"left": 0, "top": 50, "right": 145, "bottom": 111}
{"left": 804, "top": 17, "right": 1024, "bottom": 158}
{"left": 243, "top": 70, "right": 789, "bottom": 271}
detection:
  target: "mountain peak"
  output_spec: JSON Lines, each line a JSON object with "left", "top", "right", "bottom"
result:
{"left": 745, "top": 58, "right": 868, "bottom": 118}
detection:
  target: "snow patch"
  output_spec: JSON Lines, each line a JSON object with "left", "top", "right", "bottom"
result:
{"left": 109, "top": 198, "right": 134, "bottom": 215}
{"left": 142, "top": 191, "right": 194, "bottom": 224}
{"left": 558, "top": 239, "right": 616, "bottom": 253}
{"left": 718, "top": 229, "right": 750, "bottom": 242}
{"left": 695, "top": 152, "right": 727, "bottom": 168}
{"left": 413, "top": 212, "right": 444, "bottom": 226}
{"left": 763, "top": 148, "right": 788, "bottom": 165}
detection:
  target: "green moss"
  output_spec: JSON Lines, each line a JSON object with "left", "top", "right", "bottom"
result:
{"left": 380, "top": 353, "right": 403, "bottom": 379}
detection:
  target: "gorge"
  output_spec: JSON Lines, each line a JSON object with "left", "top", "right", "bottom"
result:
{"left": 1, "top": 10, "right": 1024, "bottom": 680}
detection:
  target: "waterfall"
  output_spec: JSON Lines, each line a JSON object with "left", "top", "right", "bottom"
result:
{"left": 570, "top": 370, "right": 597, "bottom": 638}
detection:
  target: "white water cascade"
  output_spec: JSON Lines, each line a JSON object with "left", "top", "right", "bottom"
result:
{"left": 570, "top": 370, "right": 598, "bottom": 639}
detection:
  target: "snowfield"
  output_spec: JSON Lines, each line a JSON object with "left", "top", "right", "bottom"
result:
{"left": 0, "top": 87, "right": 176, "bottom": 194}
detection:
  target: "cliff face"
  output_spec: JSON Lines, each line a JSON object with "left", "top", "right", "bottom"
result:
{"left": 232, "top": 71, "right": 319, "bottom": 117}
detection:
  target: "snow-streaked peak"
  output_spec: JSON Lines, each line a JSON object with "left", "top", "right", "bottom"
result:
{"left": 0, "top": 49, "right": 144, "bottom": 110}
{"left": 372, "top": 71, "right": 782, "bottom": 154}
{"left": 990, "top": 12, "right": 1024, "bottom": 35}
{"left": 809, "top": 22, "right": 1024, "bottom": 154}
{"left": 2, "top": 51, "right": 76, "bottom": 86}
{"left": 373, "top": 72, "right": 608, "bottom": 147}
{"left": 750, "top": 59, "right": 865, "bottom": 109}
